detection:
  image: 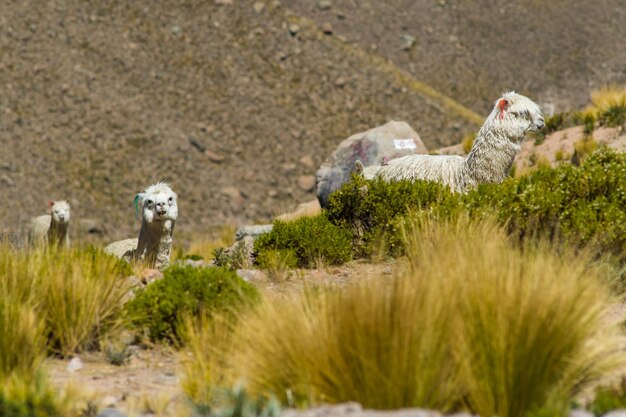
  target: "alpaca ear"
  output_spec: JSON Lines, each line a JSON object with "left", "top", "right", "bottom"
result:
{"left": 497, "top": 98, "right": 509, "bottom": 119}
{"left": 133, "top": 193, "right": 144, "bottom": 217}
{"left": 48, "top": 200, "right": 54, "bottom": 209}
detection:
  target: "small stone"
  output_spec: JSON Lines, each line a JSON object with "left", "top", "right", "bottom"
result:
{"left": 400, "top": 34, "right": 416, "bottom": 50}
{"left": 140, "top": 269, "right": 163, "bottom": 285}
{"left": 96, "top": 408, "right": 127, "bottom": 417}
{"left": 282, "top": 162, "right": 297, "bottom": 173}
{"left": 66, "top": 357, "right": 84, "bottom": 373}
{"left": 205, "top": 149, "right": 224, "bottom": 163}
{"left": 189, "top": 136, "right": 206, "bottom": 152}
{"left": 171, "top": 25, "right": 181, "bottom": 35}
{"left": 1, "top": 175, "right": 15, "bottom": 187}
{"left": 448, "top": 34, "right": 458, "bottom": 43}
{"left": 320, "top": 22, "right": 333, "bottom": 34}
{"left": 601, "top": 411, "right": 626, "bottom": 417}
{"left": 101, "top": 395, "right": 118, "bottom": 408}
{"left": 297, "top": 175, "right": 316, "bottom": 192}
{"left": 253, "top": 1, "right": 265, "bottom": 12}
{"left": 317, "top": 0, "right": 332, "bottom": 10}
{"left": 221, "top": 186, "right": 246, "bottom": 208}
{"left": 569, "top": 410, "right": 594, "bottom": 417}
{"left": 288, "top": 23, "right": 300, "bottom": 35}
{"left": 334, "top": 77, "right": 346, "bottom": 87}
{"left": 236, "top": 224, "right": 274, "bottom": 240}
{"left": 215, "top": 0, "right": 233, "bottom": 4}
{"left": 299, "top": 155, "right": 315, "bottom": 168}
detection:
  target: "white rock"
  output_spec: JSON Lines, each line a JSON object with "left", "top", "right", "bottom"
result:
{"left": 66, "top": 357, "right": 84, "bottom": 373}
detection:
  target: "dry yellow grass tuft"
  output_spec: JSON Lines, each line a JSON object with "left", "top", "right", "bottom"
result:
{"left": 185, "top": 225, "right": 237, "bottom": 262}
{"left": 181, "top": 217, "right": 625, "bottom": 416}
{"left": 581, "top": 85, "right": 626, "bottom": 119}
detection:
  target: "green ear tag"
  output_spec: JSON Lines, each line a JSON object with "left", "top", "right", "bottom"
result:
{"left": 133, "top": 194, "right": 141, "bottom": 218}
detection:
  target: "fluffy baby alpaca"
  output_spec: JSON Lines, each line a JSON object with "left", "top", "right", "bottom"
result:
{"left": 105, "top": 182, "right": 178, "bottom": 269}
{"left": 359, "top": 91, "right": 545, "bottom": 192}
{"left": 28, "top": 200, "right": 71, "bottom": 248}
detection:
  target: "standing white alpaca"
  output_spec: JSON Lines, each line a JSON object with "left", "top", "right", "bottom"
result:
{"left": 28, "top": 200, "right": 71, "bottom": 248}
{"left": 105, "top": 182, "right": 178, "bottom": 269}
{"left": 358, "top": 91, "right": 545, "bottom": 192}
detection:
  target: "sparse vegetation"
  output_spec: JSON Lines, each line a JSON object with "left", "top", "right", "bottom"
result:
{"left": 573, "top": 136, "right": 598, "bottom": 163}
{"left": 462, "top": 132, "right": 475, "bottom": 153}
{"left": 590, "top": 379, "right": 626, "bottom": 416}
{"left": 184, "top": 218, "right": 624, "bottom": 416}
{"left": 0, "top": 253, "right": 76, "bottom": 417}
{"left": 256, "top": 249, "right": 299, "bottom": 282}
{"left": 554, "top": 148, "right": 565, "bottom": 161}
{"left": 186, "top": 226, "right": 237, "bottom": 262}
{"left": 212, "top": 239, "right": 254, "bottom": 270}
{"left": 0, "top": 246, "right": 132, "bottom": 356}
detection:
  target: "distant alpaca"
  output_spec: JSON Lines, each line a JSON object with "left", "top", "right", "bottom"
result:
{"left": 105, "top": 182, "right": 178, "bottom": 269}
{"left": 28, "top": 200, "right": 71, "bottom": 248}
{"left": 358, "top": 91, "right": 545, "bottom": 192}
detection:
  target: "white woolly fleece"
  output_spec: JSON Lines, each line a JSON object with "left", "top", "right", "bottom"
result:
{"left": 362, "top": 91, "right": 544, "bottom": 192}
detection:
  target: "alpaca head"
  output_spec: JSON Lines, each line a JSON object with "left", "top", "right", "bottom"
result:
{"left": 134, "top": 182, "right": 178, "bottom": 224}
{"left": 486, "top": 91, "right": 545, "bottom": 142}
{"left": 48, "top": 200, "right": 70, "bottom": 224}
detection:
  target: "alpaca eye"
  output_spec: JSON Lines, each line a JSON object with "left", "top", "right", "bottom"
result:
{"left": 146, "top": 199, "right": 153, "bottom": 206}
{"left": 168, "top": 197, "right": 173, "bottom": 202}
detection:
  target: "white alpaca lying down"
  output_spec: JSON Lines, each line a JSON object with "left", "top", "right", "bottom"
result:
{"left": 358, "top": 91, "right": 545, "bottom": 192}
{"left": 28, "top": 200, "right": 71, "bottom": 248}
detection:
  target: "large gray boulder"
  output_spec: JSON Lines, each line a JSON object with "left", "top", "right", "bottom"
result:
{"left": 315, "top": 121, "right": 426, "bottom": 207}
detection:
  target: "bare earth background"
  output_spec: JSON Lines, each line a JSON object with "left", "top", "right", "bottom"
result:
{"left": 1, "top": 0, "right": 625, "bottom": 241}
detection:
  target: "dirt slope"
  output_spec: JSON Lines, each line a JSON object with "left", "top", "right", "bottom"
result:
{"left": 0, "top": 0, "right": 623, "bottom": 240}
{"left": 285, "top": 0, "right": 626, "bottom": 114}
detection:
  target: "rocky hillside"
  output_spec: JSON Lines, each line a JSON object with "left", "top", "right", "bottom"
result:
{"left": 0, "top": 0, "right": 624, "bottom": 241}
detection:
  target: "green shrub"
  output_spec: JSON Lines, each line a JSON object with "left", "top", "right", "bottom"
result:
{"left": 254, "top": 216, "right": 353, "bottom": 268}
{"left": 326, "top": 175, "right": 456, "bottom": 257}
{"left": 212, "top": 240, "right": 253, "bottom": 270}
{"left": 590, "top": 379, "right": 626, "bottom": 416}
{"left": 544, "top": 112, "right": 566, "bottom": 133}
{"left": 256, "top": 249, "right": 299, "bottom": 282}
{"left": 459, "top": 147, "right": 626, "bottom": 257}
{"left": 599, "top": 103, "right": 626, "bottom": 127}
{"left": 327, "top": 148, "right": 625, "bottom": 262}
{"left": 126, "top": 265, "right": 260, "bottom": 343}
{"left": 191, "top": 385, "right": 281, "bottom": 417}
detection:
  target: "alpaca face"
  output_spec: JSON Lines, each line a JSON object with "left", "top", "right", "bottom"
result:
{"left": 490, "top": 91, "right": 545, "bottom": 141}
{"left": 49, "top": 201, "right": 70, "bottom": 224}
{"left": 136, "top": 182, "right": 178, "bottom": 223}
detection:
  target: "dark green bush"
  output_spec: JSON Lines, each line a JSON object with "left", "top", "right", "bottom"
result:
{"left": 323, "top": 148, "right": 625, "bottom": 263}
{"left": 325, "top": 174, "right": 457, "bottom": 257}
{"left": 544, "top": 112, "right": 567, "bottom": 133}
{"left": 599, "top": 103, "right": 626, "bottom": 127}
{"left": 458, "top": 147, "right": 626, "bottom": 256}
{"left": 590, "top": 380, "right": 626, "bottom": 416}
{"left": 254, "top": 216, "right": 353, "bottom": 268}
{"left": 126, "top": 265, "right": 259, "bottom": 343}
